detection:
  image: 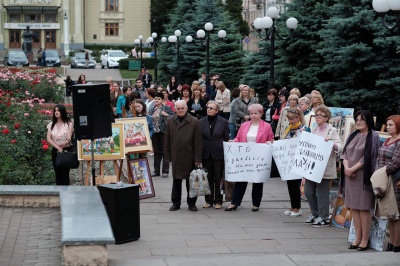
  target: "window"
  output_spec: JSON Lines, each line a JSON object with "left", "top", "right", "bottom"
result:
{"left": 24, "top": 14, "right": 41, "bottom": 23}
{"left": 105, "top": 0, "right": 119, "bottom": 11}
{"left": 105, "top": 23, "right": 119, "bottom": 36}
{"left": 44, "top": 14, "right": 57, "bottom": 23}
{"left": 9, "top": 14, "right": 21, "bottom": 23}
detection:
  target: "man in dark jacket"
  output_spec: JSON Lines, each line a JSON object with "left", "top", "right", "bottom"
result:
{"left": 164, "top": 100, "right": 203, "bottom": 212}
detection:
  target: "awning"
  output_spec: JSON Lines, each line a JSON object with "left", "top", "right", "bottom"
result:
{"left": 3, "top": 5, "right": 61, "bottom": 14}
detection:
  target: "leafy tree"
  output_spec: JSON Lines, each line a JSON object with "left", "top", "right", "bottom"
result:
{"left": 224, "top": 0, "right": 250, "bottom": 37}
{"left": 274, "top": 0, "right": 336, "bottom": 94}
{"left": 150, "top": 0, "right": 178, "bottom": 36}
{"left": 317, "top": 0, "right": 400, "bottom": 122}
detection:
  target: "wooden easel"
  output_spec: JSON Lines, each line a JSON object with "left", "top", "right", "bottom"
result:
{"left": 125, "top": 150, "right": 150, "bottom": 184}
{"left": 84, "top": 159, "right": 124, "bottom": 186}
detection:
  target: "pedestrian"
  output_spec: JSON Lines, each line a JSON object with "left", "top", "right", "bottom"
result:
{"left": 41, "top": 48, "right": 47, "bottom": 66}
{"left": 199, "top": 101, "right": 229, "bottom": 209}
{"left": 64, "top": 75, "right": 75, "bottom": 97}
{"left": 164, "top": 100, "right": 203, "bottom": 212}
{"left": 46, "top": 104, "right": 74, "bottom": 185}
{"left": 85, "top": 50, "right": 89, "bottom": 68}
{"left": 37, "top": 47, "right": 42, "bottom": 66}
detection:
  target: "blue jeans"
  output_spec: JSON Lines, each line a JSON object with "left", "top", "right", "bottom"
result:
{"left": 228, "top": 123, "right": 236, "bottom": 140}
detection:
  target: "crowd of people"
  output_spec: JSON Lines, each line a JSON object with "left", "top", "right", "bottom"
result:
{"left": 53, "top": 71, "right": 400, "bottom": 252}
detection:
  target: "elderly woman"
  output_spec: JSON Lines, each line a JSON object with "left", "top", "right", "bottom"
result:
{"left": 283, "top": 108, "right": 310, "bottom": 217}
{"left": 311, "top": 90, "right": 324, "bottom": 112}
{"left": 275, "top": 94, "right": 299, "bottom": 140}
{"left": 199, "top": 101, "right": 229, "bottom": 209}
{"left": 305, "top": 105, "right": 343, "bottom": 227}
{"left": 298, "top": 96, "right": 314, "bottom": 127}
{"left": 231, "top": 85, "right": 258, "bottom": 132}
{"left": 215, "top": 81, "right": 231, "bottom": 120}
{"left": 225, "top": 104, "right": 274, "bottom": 212}
{"left": 375, "top": 115, "right": 400, "bottom": 252}
{"left": 341, "top": 110, "right": 380, "bottom": 251}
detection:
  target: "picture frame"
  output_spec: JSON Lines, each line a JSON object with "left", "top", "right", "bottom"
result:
{"left": 115, "top": 117, "right": 153, "bottom": 153}
{"left": 127, "top": 157, "right": 155, "bottom": 199}
{"left": 342, "top": 115, "right": 355, "bottom": 143}
{"left": 77, "top": 123, "right": 125, "bottom": 161}
{"left": 308, "top": 114, "right": 316, "bottom": 129}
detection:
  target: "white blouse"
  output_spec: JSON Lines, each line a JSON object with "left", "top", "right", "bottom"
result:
{"left": 246, "top": 123, "right": 259, "bottom": 143}
{"left": 47, "top": 122, "right": 71, "bottom": 146}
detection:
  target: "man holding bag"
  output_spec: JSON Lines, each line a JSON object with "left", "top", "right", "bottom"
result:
{"left": 164, "top": 100, "right": 202, "bottom": 212}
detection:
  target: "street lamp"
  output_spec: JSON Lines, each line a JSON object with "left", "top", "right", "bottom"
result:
{"left": 134, "top": 35, "right": 145, "bottom": 68}
{"left": 146, "top": 32, "right": 167, "bottom": 83}
{"left": 372, "top": 0, "right": 400, "bottom": 30}
{"left": 167, "top": 30, "right": 193, "bottom": 82}
{"left": 253, "top": 7, "right": 298, "bottom": 89}
{"left": 196, "top": 22, "right": 226, "bottom": 87}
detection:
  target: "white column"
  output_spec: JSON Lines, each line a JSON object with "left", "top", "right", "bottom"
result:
{"left": 63, "top": 0, "right": 70, "bottom": 52}
{"left": 74, "top": 0, "right": 83, "bottom": 47}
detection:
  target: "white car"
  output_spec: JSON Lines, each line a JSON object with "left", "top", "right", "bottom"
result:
{"left": 100, "top": 50, "right": 127, "bottom": 69}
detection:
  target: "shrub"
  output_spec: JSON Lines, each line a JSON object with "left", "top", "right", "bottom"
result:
{"left": 118, "top": 58, "right": 156, "bottom": 70}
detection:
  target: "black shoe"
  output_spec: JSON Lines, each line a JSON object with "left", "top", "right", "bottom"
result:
{"left": 394, "top": 245, "right": 400, "bottom": 252}
{"left": 188, "top": 205, "right": 198, "bottom": 212}
{"left": 151, "top": 172, "right": 160, "bottom": 177}
{"left": 169, "top": 205, "right": 180, "bottom": 211}
{"left": 348, "top": 244, "right": 359, "bottom": 250}
{"left": 357, "top": 246, "right": 368, "bottom": 251}
{"left": 224, "top": 205, "right": 238, "bottom": 211}
{"left": 251, "top": 207, "right": 259, "bottom": 212}
{"left": 386, "top": 243, "right": 393, "bottom": 251}
{"left": 162, "top": 173, "right": 168, "bottom": 178}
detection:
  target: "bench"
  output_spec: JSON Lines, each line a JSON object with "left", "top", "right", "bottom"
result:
{"left": 0, "top": 185, "right": 115, "bottom": 266}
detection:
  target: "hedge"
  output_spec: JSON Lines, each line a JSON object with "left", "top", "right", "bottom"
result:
{"left": 119, "top": 58, "right": 156, "bottom": 70}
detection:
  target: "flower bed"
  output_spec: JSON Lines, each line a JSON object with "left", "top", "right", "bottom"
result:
{"left": 0, "top": 68, "right": 63, "bottom": 185}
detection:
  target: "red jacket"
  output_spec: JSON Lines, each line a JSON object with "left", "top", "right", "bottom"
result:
{"left": 234, "top": 120, "right": 274, "bottom": 143}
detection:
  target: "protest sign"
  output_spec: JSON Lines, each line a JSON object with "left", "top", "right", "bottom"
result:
{"left": 290, "top": 131, "right": 333, "bottom": 183}
{"left": 271, "top": 138, "right": 303, "bottom": 181}
{"left": 223, "top": 142, "right": 272, "bottom": 183}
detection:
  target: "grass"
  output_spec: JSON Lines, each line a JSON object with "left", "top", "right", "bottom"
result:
{"left": 119, "top": 69, "right": 155, "bottom": 85}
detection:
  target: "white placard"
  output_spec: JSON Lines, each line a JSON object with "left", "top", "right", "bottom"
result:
{"left": 223, "top": 142, "right": 272, "bottom": 183}
{"left": 271, "top": 138, "right": 303, "bottom": 181}
{"left": 290, "top": 131, "right": 333, "bottom": 183}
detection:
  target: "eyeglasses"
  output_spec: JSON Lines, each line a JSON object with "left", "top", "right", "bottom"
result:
{"left": 207, "top": 106, "right": 215, "bottom": 110}
{"left": 315, "top": 114, "right": 327, "bottom": 118}
{"left": 288, "top": 109, "right": 300, "bottom": 115}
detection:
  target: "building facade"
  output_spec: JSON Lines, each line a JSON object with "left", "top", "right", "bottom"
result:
{"left": 0, "top": 0, "right": 150, "bottom": 52}
{"left": 242, "top": 0, "right": 291, "bottom": 51}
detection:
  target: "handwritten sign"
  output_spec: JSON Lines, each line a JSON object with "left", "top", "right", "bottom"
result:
{"left": 223, "top": 142, "right": 272, "bottom": 183}
{"left": 290, "top": 131, "right": 333, "bottom": 183}
{"left": 271, "top": 138, "right": 303, "bottom": 181}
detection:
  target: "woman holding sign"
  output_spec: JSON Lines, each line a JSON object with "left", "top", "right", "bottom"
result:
{"left": 283, "top": 109, "right": 310, "bottom": 217}
{"left": 341, "top": 110, "right": 380, "bottom": 251}
{"left": 305, "top": 105, "right": 343, "bottom": 227}
{"left": 225, "top": 104, "right": 274, "bottom": 212}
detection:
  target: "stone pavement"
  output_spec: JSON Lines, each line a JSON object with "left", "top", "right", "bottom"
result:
{"left": 65, "top": 65, "right": 123, "bottom": 84}
{"left": 1, "top": 155, "right": 400, "bottom": 265}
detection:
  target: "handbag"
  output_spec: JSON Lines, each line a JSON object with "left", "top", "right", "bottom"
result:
{"left": 189, "top": 166, "right": 211, "bottom": 198}
{"left": 55, "top": 150, "right": 80, "bottom": 169}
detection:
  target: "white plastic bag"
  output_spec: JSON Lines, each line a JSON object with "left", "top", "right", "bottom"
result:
{"left": 189, "top": 167, "right": 211, "bottom": 198}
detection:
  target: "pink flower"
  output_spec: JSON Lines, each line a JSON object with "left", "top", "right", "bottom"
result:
{"left": 25, "top": 91, "right": 30, "bottom": 95}
{"left": 29, "top": 104, "right": 34, "bottom": 108}
{"left": 10, "top": 139, "right": 17, "bottom": 144}
{"left": 42, "top": 144, "right": 49, "bottom": 151}
{"left": 24, "top": 113, "right": 29, "bottom": 117}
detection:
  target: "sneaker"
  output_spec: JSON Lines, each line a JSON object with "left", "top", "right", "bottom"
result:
{"left": 305, "top": 214, "right": 316, "bottom": 224}
{"left": 311, "top": 217, "right": 330, "bottom": 227}
{"left": 162, "top": 173, "right": 168, "bottom": 178}
{"left": 284, "top": 210, "right": 292, "bottom": 216}
{"left": 290, "top": 209, "right": 302, "bottom": 217}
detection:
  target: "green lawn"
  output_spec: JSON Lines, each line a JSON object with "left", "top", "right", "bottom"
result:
{"left": 120, "top": 69, "right": 154, "bottom": 79}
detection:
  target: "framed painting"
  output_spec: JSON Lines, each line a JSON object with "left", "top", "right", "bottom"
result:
{"left": 127, "top": 158, "right": 155, "bottom": 199}
{"left": 308, "top": 115, "right": 316, "bottom": 129}
{"left": 115, "top": 118, "right": 152, "bottom": 153}
{"left": 77, "top": 123, "right": 124, "bottom": 160}
{"left": 342, "top": 115, "right": 355, "bottom": 143}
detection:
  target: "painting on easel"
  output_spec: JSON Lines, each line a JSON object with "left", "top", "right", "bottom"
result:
{"left": 77, "top": 123, "right": 125, "bottom": 160}
{"left": 115, "top": 117, "right": 153, "bottom": 153}
{"left": 128, "top": 158, "right": 155, "bottom": 199}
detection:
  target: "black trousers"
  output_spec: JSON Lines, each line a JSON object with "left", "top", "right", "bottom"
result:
{"left": 287, "top": 179, "right": 301, "bottom": 209}
{"left": 231, "top": 182, "right": 263, "bottom": 207}
{"left": 171, "top": 179, "right": 197, "bottom": 206}
{"left": 203, "top": 157, "right": 224, "bottom": 205}
{"left": 151, "top": 132, "right": 169, "bottom": 174}
{"left": 51, "top": 147, "right": 70, "bottom": 185}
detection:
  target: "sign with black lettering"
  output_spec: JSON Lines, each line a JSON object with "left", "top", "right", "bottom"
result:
{"left": 223, "top": 142, "right": 272, "bottom": 183}
{"left": 271, "top": 138, "right": 303, "bottom": 181}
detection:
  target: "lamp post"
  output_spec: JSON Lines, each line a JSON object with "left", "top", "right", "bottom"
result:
{"left": 167, "top": 30, "right": 193, "bottom": 82}
{"left": 146, "top": 33, "right": 167, "bottom": 83}
{"left": 196, "top": 22, "right": 226, "bottom": 87}
{"left": 253, "top": 7, "right": 298, "bottom": 89}
{"left": 63, "top": 11, "right": 69, "bottom": 54}
{"left": 134, "top": 35, "right": 145, "bottom": 68}
{"left": 372, "top": 0, "right": 400, "bottom": 30}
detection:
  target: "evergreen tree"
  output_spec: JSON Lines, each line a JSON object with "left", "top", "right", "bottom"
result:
{"left": 150, "top": 0, "right": 178, "bottom": 36}
{"left": 224, "top": 0, "right": 250, "bottom": 37}
{"left": 317, "top": 0, "right": 400, "bottom": 122}
{"left": 274, "top": 0, "right": 335, "bottom": 93}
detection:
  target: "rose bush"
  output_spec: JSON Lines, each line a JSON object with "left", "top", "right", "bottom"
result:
{"left": 0, "top": 68, "right": 63, "bottom": 185}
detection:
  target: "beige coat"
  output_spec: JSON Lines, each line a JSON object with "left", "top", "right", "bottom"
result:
{"left": 215, "top": 89, "right": 231, "bottom": 113}
{"left": 311, "top": 123, "right": 343, "bottom": 180}
{"left": 164, "top": 113, "right": 203, "bottom": 179}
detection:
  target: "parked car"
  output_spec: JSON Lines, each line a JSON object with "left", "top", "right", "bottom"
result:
{"left": 100, "top": 50, "right": 127, "bottom": 69}
{"left": 70, "top": 52, "right": 96, "bottom": 69}
{"left": 44, "top": 50, "right": 61, "bottom": 67}
{"left": 3, "top": 50, "right": 29, "bottom": 67}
